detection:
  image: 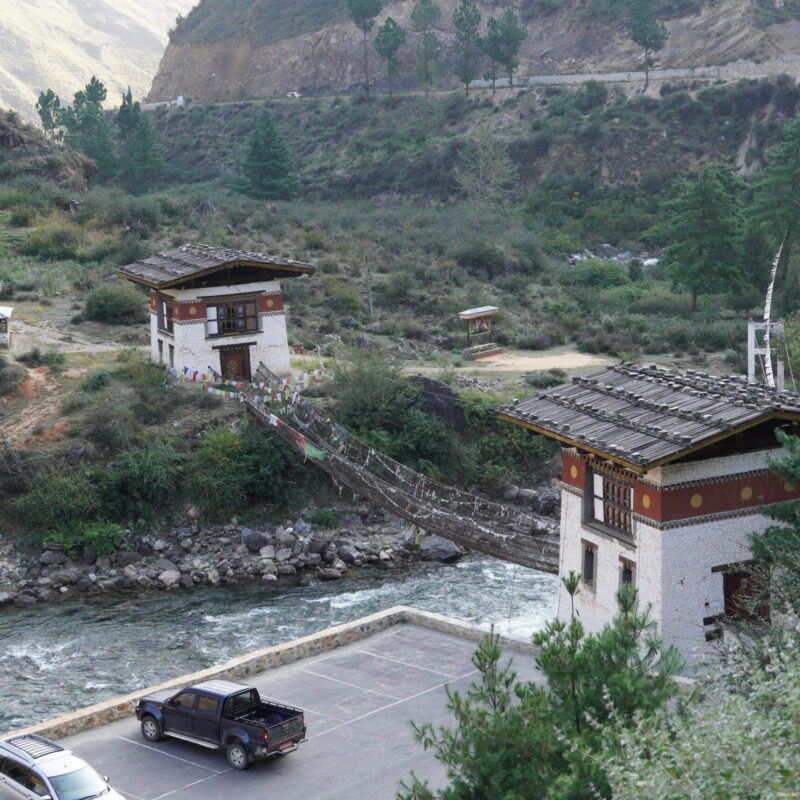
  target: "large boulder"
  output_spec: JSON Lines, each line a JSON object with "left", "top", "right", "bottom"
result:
{"left": 408, "top": 376, "right": 465, "bottom": 430}
{"left": 318, "top": 568, "right": 342, "bottom": 581}
{"left": 159, "top": 570, "right": 181, "bottom": 588}
{"left": 241, "top": 528, "right": 267, "bottom": 552}
{"left": 39, "top": 550, "right": 66, "bottom": 566}
{"left": 337, "top": 544, "right": 360, "bottom": 564}
{"left": 419, "top": 535, "right": 463, "bottom": 563}
{"left": 116, "top": 551, "right": 142, "bottom": 567}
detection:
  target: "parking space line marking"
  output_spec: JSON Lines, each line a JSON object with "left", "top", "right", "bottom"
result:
{"left": 258, "top": 696, "right": 336, "bottom": 720}
{"left": 296, "top": 667, "right": 401, "bottom": 700}
{"left": 118, "top": 737, "right": 225, "bottom": 773}
{"left": 151, "top": 768, "right": 233, "bottom": 800}
{"left": 299, "top": 626, "right": 407, "bottom": 666}
{"left": 355, "top": 648, "right": 458, "bottom": 678}
{"left": 119, "top": 791, "right": 147, "bottom": 800}
{"left": 310, "top": 668, "right": 479, "bottom": 740}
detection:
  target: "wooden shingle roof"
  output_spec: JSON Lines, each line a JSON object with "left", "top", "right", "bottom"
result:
{"left": 500, "top": 363, "right": 800, "bottom": 471}
{"left": 118, "top": 244, "right": 315, "bottom": 288}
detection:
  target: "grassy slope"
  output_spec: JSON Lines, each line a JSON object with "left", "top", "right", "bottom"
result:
{"left": 149, "top": 77, "right": 800, "bottom": 204}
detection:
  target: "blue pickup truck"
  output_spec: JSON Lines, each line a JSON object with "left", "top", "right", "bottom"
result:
{"left": 135, "top": 679, "right": 306, "bottom": 770}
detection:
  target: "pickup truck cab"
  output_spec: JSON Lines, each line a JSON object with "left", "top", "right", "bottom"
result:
{"left": 135, "top": 679, "right": 306, "bottom": 770}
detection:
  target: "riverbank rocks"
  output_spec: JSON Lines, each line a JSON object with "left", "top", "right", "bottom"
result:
{"left": 1, "top": 499, "right": 540, "bottom": 607}
{"left": 419, "top": 535, "right": 463, "bottom": 563}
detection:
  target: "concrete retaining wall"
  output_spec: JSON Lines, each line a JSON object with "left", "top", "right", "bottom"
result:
{"left": 5, "top": 607, "right": 538, "bottom": 741}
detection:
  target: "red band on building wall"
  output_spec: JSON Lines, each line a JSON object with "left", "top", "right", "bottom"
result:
{"left": 172, "top": 301, "right": 207, "bottom": 321}
{"left": 258, "top": 294, "right": 283, "bottom": 312}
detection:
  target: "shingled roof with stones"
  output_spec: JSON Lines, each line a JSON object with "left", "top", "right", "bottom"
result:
{"left": 500, "top": 363, "right": 800, "bottom": 471}
{"left": 118, "top": 244, "right": 315, "bottom": 288}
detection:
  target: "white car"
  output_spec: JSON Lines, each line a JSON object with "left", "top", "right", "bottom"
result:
{"left": 0, "top": 734, "right": 125, "bottom": 800}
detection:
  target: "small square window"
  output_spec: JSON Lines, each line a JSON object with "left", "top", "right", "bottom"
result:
{"left": 620, "top": 558, "right": 635, "bottom": 587}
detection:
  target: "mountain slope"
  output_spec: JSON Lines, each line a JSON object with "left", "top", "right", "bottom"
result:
{"left": 0, "top": 0, "right": 196, "bottom": 122}
{"left": 149, "top": 0, "right": 800, "bottom": 103}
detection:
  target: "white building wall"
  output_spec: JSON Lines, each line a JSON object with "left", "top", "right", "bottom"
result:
{"left": 151, "top": 279, "right": 292, "bottom": 376}
{"left": 557, "top": 491, "right": 661, "bottom": 633}
{"left": 646, "top": 450, "right": 772, "bottom": 485}
{"left": 660, "top": 513, "right": 770, "bottom": 665}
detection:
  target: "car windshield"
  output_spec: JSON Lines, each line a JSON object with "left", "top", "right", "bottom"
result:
{"left": 47, "top": 766, "right": 107, "bottom": 800}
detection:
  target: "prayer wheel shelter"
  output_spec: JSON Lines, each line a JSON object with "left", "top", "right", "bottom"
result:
{"left": 119, "top": 244, "right": 315, "bottom": 380}
{"left": 0, "top": 306, "right": 12, "bottom": 349}
{"left": 458, "top": 305, "right": 501, "bottom": 360}
{"left": 500, "top": 362, "right": 800, "bottom": 664}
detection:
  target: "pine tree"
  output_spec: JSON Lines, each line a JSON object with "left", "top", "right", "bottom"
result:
{"left": 628, "top": 0, "right": 668, "bottom": 90}
{"left": 411, "top": 0, "right": 441, "bottom": 95}
{"left": 348, "top": 0, "right": 383, "bottom": 100}
{"left": 62, "top": 78, "right": 115, "bottom": 179}
{"left": 453, "top": 0, "right": 482, "bottom": 96}
{"left": 663, "top": 163, "right": 744, "bottom": 311}
{"left": 753, "top": 114, "right": 800, "bottom": 291}
{"left": 480, "top": 16, "right": 504, "bottom": 94}
{"left": 241, "top": 110, "right": 300, "bottom": 200}
{"left": 374, "top": 17, "right": 407, "bottom": 98}
{"left": 398, "top": 581, "right": 682, "bottom": 800}
{"left": 35, "top": 89, "right": 61, "bottom": 138}
{"left": 495, "top": 10, "right": 527, "bottom": 86}
{"left": 116, "top": 89, "right": 164, "bottom": 194}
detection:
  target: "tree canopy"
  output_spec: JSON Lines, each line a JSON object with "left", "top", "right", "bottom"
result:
{"left": 453, "top": 0, "right": 482, "bottom": 95}
{"left": 241, "top": 109, "right": 300, "bottom": 200}
{"left": 348, "top": 0, "right": 383, "bottom": 99}
{"left": 628, "top": 0, "right": 668, "bottom": 89}
{"left": 374, "top": 16, "right": 407, "bottom": 97}
{"left": 663, "top": 163, "right": 744, "bottom": 310}
{"left": 411, "top": 0, "right": 441, "bottom": 93}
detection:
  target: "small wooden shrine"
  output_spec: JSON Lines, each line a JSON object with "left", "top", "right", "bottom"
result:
{"left": 459, "top": 306, "right": 501, "bottom": 360}
{"left": 0, "top": 306, "right": 12, "bottom": 349}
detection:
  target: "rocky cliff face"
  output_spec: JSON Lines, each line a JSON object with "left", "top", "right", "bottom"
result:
{"left": 149, "top": 0, "right": 798, "bottom": 103}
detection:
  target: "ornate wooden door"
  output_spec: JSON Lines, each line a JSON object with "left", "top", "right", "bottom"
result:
{"left": 219, "top": 345, "right": 251, "bottom": 381}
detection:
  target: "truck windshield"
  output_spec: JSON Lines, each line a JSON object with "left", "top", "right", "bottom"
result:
{"left": 48, "top": 766, "right": 107, "bottom": 800}
{"left": 225, "top": 689, "right": 258, "bottom": 716}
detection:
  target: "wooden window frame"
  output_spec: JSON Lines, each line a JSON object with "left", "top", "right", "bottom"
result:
{"left": 585, "top": 467, "right": 632, "bottom": 538}
{"left": 206, "top": 300, "right": 259, "bottom": 338}
{"left": 157, "top": 296, "right": 174, "bottom": 335}
{"left": 582, "top": 539, "right": 597, "bottom": 589}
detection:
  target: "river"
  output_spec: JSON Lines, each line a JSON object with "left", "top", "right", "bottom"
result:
{"left": 0, "top": 556, "right": 558, "bottom": 731}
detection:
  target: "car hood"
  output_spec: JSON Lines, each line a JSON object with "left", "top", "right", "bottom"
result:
{"left": 137, "top": 689, "right": 174, "bottom": 705}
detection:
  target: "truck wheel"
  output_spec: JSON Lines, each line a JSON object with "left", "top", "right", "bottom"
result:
{"left": 141, "top": 716, "right": 162, "bottom": 742}
{"left": 226, "top": 742, "right": 250, "bottom": 771}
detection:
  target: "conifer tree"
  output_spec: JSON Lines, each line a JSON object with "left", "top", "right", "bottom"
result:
{"left": 453, "top": 0, "right": 482, "bottom": 96}
{"left": 411, "top": 0, "right": 441, "bottom": 95}
{"left": 495, "top": 10, "right": 527, "bottom": 86}
{"left": 374, "top": 17, "right": 407, "bottom": 98}
{"left": 628, "top": 0, "right": 668, "bottom": 90}
{"left": 753, "top": 114, "right": 800, "bottom": 291}
{"left": 241, "top": 110, "right": 299, "bottom": 200}
{"left": 62, "top": 78, "right": 115, "bottom": 179}
{"left": 116, "top": 89, "right": 164, "bottom": 194}
{"left": 348, "top": 0, "right": 383, "bottom": 100}
{"left": 663, "top": 163, "right": 743, "bottom": 311}
{"left": 398, "top": 581, "right": 681, "bottom": 800}
{"left": 35, "top": 89, "right": 61, "bottom": 138}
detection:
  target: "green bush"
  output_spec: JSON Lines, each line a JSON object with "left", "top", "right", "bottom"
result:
{"left": 84, "top": 406, "right": 133, "bottom": 452}
{"left": 186, "top": 430, "right": 248, "bottom": 519}
{"left": 84, "top": 283, "right": 147, "bottom": 324}
{"left": 525, "top": 369, "right": 567, "bottom": 389}
{"left": 14, "top": 469, "right": 100, "bottom": 532}
{"left": 0, "top": 356, "right": 25, "bottom": 395}
{"left": 49, "top": 521, "right": 126, "bottom": 557}
{"left": 104, "top": 441, "right": 184, "bottom": 518}
{"left": 8, "top": 204, "right": 38, "bottom": 227}
{"left": 23, "top": 219, "right": 83, "bottom": 260}
{"left": 18, "top": 347, "right": 66, "bottom": 368}
{"left": 563, "top": 258, "right": 630, "bottom": 288}
{"left": 81, "top": 369, "right": 112, "bottom": 392}
{"left": 307, "top": 508, "right": 340, "bottom": 528}
{"left": 60, "top": 393, "right": 88, "bottom": 414}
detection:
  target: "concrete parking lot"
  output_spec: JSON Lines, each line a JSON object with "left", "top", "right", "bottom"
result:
{"left": 59, "top": 623, "right": 543, "bottom": 800}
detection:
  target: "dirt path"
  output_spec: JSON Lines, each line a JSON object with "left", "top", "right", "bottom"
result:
{"left": 3, "top": 366, "right": 66, "bottom": 446}
{"left": 10, "top": 318, "right": 132, "bottom": 355}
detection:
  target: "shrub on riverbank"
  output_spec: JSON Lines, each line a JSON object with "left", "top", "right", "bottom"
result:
{"left": 84, "top": 283, "right": 148, "bottom": 325}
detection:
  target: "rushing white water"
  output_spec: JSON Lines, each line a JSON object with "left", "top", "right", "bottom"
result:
{"left": 0, "top": 556, "right": 557, "bottom": 731}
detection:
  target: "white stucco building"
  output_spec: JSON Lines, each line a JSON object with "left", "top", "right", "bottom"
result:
{"left": 501, "top": 363, "right": 800, "bottom": 664}
{"left": 118, "top": 244, "right": 315, "bottom": 380}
